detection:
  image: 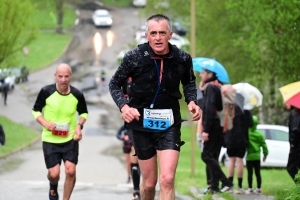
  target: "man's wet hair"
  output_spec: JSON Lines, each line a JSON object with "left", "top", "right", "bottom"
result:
{"left": 145, "top": 14, "right": 172, "bottom": 32}
{"left": 204, "top": 69, "right": 217, "bottom": 78}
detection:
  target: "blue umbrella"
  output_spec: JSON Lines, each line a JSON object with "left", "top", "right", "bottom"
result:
{"left": 192, "top": 57, "right": 230, "bottom": 83}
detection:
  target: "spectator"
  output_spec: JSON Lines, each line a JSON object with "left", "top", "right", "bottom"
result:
{"left": 0, "top": 79, "right": 9, "bottom": 105}
{"left": 286, "top": 104, "right": 300, "bottom": 183}
{"left": 224, "top": 105, "right": 253, "bottom": 194}
{"left": 200, "top": 69, "right": 233, "bottom": 194}
{"left": 246, "top": 115, "right": 268, "bottom": 194}
{"left": 0, "top": 124, "right": 6, "bottom": 146}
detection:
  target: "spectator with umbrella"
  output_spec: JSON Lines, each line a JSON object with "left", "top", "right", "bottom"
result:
{"left": 193, "top": 57, "right": 233, "bottom": 194}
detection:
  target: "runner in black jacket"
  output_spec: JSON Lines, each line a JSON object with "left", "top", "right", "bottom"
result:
{"left": 109, "top": 14, "right": 201, "bottom": 200}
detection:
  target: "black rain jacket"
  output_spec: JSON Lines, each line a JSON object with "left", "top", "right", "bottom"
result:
{"left": 109, "top": 43, "right": 197, "bottom": 131}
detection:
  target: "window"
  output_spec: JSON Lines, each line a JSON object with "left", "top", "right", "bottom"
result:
{"left": 269, "top": 129, "right": 289, "bottom": 142}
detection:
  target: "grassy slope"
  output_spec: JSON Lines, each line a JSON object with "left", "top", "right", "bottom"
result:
{"left": 176, "top": 125, "right": 293, "bottom": 199}
{"left": 0, "top": 116, "right": 39, "bottom": 157}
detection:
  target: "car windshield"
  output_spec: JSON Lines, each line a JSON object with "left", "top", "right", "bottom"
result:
{"left": 97, "top": 13, "right": 108, "bottom": 17}
{"left": 258, "top": 128, "right": 289, "bottom": 142}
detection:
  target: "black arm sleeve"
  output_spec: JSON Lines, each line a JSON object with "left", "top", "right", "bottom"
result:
{"left": 181, "top": 55, "right": 197, "bottom": 104}
{"left": 202, "top": 85, "right": 221, "bottom": 134}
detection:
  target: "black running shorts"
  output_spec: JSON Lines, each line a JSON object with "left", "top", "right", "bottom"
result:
{"left": 123, "top": 147, "right": 131, "bottom": 154}
{"left": 227, "top": 147, "right": 246, "bottom": 158}
{"left": 43, "top": 140, "right": 79, "bottom": 169}
{"left": 132, "top": 125, "right": 183, "bottom": 160}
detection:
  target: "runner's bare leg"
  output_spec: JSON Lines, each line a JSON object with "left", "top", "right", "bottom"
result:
{"left": 63, "top": 161, "right": 76, "bottom": 200}
{"left": 139, "top": 155, "right": 158, "bottom": 200}
{"left": 157, "top": 150, "right": 179, "bottom": 200}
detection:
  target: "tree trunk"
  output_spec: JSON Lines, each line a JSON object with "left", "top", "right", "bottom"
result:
{"left": 56, "top": 0, "right": 64, "bottom": 34}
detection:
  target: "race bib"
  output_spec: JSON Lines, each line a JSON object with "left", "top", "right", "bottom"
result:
{"left": 52, "top": 123, "right": 70, "bottom": 137}
{"left": 143, "top": 109, "right": 174, "bottom": 130}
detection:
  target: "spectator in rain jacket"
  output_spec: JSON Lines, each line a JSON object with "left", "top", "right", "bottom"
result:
{"left": 200, "top": 69, "right": 233, "bottom": 193}
{"left": 246, "top": 115, "right": 268, "bottom": 193}
{"left": 286, "top": 105, "right": 300, "bottom": 183}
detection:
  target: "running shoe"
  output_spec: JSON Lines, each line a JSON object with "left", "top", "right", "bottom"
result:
{"left": 256, "top": 188, "right": 262, "bottom": 194}
{"left": 220, "top": 185, "right": 234, "bottom": 193}
{"left": 132, "top": 191, "right": 140, "bottom": 200}
{"left": 247, "top": 188, "right": 254, "bottom": 194}
{"left": 207, "top": 188, "right": 221, "bottom": 194}
{"left": 236, "top": 188, "right": 245, "bottom": 194}
{"left": 203, "top": 187, "right": 210, "bottom": 194}
{"left": 49, "top": 189, "right": 59, "bottom": 200}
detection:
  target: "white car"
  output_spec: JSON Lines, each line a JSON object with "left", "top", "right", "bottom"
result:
{"left": 135, "top": 25, "right": 146, "bottom": 42}
{"left": 219, "top": 124, "right": 289, "bottom": 168}
{"left": 132, "top": 0, "right": 146, "bottom": 7}
{"left": 92, "top": 9, "right": 112, "bottom": 27}
{"left": 137, "top": 33, "right": 189, "bottom": 49}
{"left": 0, "top": 68, "right": 15, "bottom": 90}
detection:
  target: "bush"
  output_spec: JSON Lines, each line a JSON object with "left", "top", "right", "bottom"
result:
{"left": 284, "top": 171, "right": 300, "bottom": 200}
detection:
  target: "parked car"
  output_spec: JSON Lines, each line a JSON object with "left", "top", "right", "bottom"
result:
{"left": 154, "top": 1, "right": 169, "bottom": 9}
{"left": 219, "top": 124, "right": 289, "bottom": 168}
{"left": 172, "top": 22, "right": 187, "bottom": 36}
{"left": 137, "top": 33, "right": 189, "bottom": 49}
{"left": 92, "top": 9, "right": 113, "bottom": 27}
{"left": 135, "top": 22, "right": 188, "bottom": 41}
{"left": 135, "top": 25, "right": 146, "bottom": 42}
{"left": 0, "top": 68, "right": 15, "bottom": 90}
{"left": 12, "top": 66, "right": 29, "bottom": 83}
{"left": 132, "top": 0, "right": 146, "bottom": 7}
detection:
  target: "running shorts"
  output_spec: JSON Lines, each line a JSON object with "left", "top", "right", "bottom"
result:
{"left": 227, "top": 147, "right": 246, "bottom": 158}
{"left": 43, "top": 140, "right": 79, "bottom": 169}
{"left": 132, "top": 125, "right": 184, "bottom": 160}
{"left": 123, "top": 146, "right": 131, "bottom": 154}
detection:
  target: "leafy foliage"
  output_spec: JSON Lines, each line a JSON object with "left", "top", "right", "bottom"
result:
{"left": 0, "top": 0, "right": 38, "bottom": 67}
{"left": 143, "top": 0, "right": 300, "bottom": 124}
{"left": 284, "top": 171, "right": 300, "bottom": 200}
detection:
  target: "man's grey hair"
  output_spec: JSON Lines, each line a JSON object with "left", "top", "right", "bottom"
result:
{"left": 145, "top": 14, "right": 172, "bottom": 32}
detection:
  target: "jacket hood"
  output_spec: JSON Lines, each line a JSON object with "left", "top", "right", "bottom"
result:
{"left": 250, "top": 115, "right": 258, "bottom": 131}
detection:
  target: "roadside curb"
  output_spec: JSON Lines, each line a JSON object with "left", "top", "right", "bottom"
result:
{"left": 0, "top": 135, "right": 41, "bottom": 159}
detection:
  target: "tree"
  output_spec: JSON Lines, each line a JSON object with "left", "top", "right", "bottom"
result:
{"left": 226, "top": 0, "right": 300, "bottom": 123}
{"left": 144, "top": 0, "right": 300, "bottom": 124}
{"left": 56, "top": 0, "right": 64, "bottom": 34}
{"left": 0, "top": 0, "right": 38, "bottom": 67}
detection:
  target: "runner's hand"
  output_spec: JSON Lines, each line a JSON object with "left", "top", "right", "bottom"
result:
{"left": 73, "top": 126, "right": 83, "bottom": 141}
{"left": 202, "top": 132, "right": 209, "bottom": 142}
{"left": 45, "top": 122, "right": 56, "bottom": 131}
{"left": 121, "top": 104, "right": 140, "bottom": 123}
{"left": 188, "top": 101, "right": 201, "bottom": 121}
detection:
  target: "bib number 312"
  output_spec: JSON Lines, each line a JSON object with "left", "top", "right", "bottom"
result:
{"left": 143, "top": 109, "right": 174, "bottom": 131}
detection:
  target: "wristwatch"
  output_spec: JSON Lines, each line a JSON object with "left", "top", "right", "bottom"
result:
{"left": 77, "top": 123, "right": 83, "bottom": 130}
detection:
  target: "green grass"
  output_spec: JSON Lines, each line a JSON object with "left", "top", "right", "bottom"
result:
{"left": 176, "top": 125, "right": 294, "bottom": 199}
{"left": 0, "top": 116, "right": 40, "bottom": 157}
{"left": 100, "top": 0, "right": 132, "bottom": 7}
{"left": 32, "top": 0, "right": 77, "bottom": 30}
{"left": 25, "top": 31, "right": 73, "bottom": 71}
{"left": 10, "top": 0, "right": 77, "bottom": 72}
